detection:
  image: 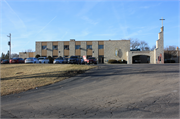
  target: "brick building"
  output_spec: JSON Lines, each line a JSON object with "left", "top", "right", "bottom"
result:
{"left": 20, "top": 26, "right": 165, "bottom": 64}
{"left": 35, "top": 39, "right": 130, "bottom": 64}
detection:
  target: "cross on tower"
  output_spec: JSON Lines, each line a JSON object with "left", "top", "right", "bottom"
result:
{"left": 159, "top": 17, "right": 165, "bottom": 27}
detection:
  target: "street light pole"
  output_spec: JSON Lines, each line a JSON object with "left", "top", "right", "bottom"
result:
{"left": 7, "top": 33, "right": 11, "bottom": 60}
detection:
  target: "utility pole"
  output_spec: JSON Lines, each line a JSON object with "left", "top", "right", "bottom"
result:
{"left": 7, "top": 33, "right": 11, "bottom": 60}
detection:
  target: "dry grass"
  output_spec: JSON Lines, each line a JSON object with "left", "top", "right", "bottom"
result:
{"left": 0, "top": 64, "right": 96, "bottom": 96}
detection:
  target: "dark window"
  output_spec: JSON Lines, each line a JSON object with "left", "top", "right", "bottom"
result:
{"left": 64, "top": 56, "right": 69, "bottom": 57}
{"left": 87, "top": 45, "right": 92, "bottom": 49}
{"left": 87, "top": 55, "right": 92, "bottom": 59}
{"left": 42, "top": 45, "right": 47, "bottom": 50}
{"left": 98, "top": 45, "right": 104, "bottom": 49}
{"left": 64, "top": 45, "right": 69, "bottom": 50}
{"left": 75, "top": 45, "right": 81, "bottom": 49}
{"left": 53, "top": 45, "right": 58, "bottom": 50}
{"left": 53, "top": 56, "right": 58, "bottom": 58}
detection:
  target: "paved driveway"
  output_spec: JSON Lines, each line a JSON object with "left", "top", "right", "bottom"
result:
{"left": 1, "top": 64, "right": 179, "bottom": 118}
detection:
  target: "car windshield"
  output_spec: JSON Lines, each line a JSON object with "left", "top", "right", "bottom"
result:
{"left": 27, "top": 58, "right": 33, "bottom": 60}
{"left": 38, "top": 58, "right": 45, "bottom": 60}
{"left": 88, "top": 57, "right": 95, "bottom": 59}
{"left": 56, "top": 58, "right": 63, "bottom": 60}
{"left": 71, "top": 56, "right": 78, "bottom": 58}
{"left": 12, "top": 58, "right": 18, "bottom": 60}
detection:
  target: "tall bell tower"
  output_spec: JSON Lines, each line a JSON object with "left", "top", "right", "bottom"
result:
{"left": 154, "top": 18, "right": 164, "bottom": 64}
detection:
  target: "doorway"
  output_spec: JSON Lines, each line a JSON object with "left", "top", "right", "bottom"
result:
{"left": 98, "top": 55, "right": 104, "bottom": 63}
{"left": 132, "top": 55, "right": 150, "bottom": 63}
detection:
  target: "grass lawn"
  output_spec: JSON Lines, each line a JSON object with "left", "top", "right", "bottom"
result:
{"left": 0, "top": 64, "right": 96, "bottom": 96}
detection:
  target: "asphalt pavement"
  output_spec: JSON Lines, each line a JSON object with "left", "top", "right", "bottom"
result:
{"left": 1, "top": 64, "right": 179, "bottom": 118}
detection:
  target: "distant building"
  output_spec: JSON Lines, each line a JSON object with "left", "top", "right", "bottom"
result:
{"left": 19, "top": 52, "right": 35, "bottom": 59}
{"left": 164, "top": 47, "right": 180, "bottom": 63}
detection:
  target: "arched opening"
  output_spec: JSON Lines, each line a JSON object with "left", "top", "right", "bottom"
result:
{"left": 132, "top": 55, "right": 150, "bottom": 64}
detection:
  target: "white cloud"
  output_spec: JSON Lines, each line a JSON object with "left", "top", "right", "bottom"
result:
{"left": 81, "top": 16, "right": 98, "bottom": 25}
{"left": 2, "top": 0, "right": 26, "bottom": 31}
{"left": 76, "top": 1, "right": 99, "bottom": 17}
{"left": 124, "top": 30, "right": 142, "bottom": 39}
{"left": 60, "top": 32, "right": 68, "bottom": 40}
{"left": 140, "top": 6, "right": 150, "bottom": 9}
{"left": 38, "top": 16, "right": 57, "bottom": 33}
{"left": 76, "top": 30, "right": 90, "bottom": 37}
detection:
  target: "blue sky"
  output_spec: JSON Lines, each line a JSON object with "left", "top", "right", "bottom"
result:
{"left": 0, "top": 0, "right": 179, "bottom": 54}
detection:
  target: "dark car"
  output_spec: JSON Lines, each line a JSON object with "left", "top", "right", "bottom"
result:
{"left": 63, "top": 57, "right": 68, "bottom": 64}
{"left": 68, "top": 56, "right": 80, "bottom": 64}
{"left": 1, "top": 59, "right": 9, "bottom": 64}
{"left": 87, "top": 57, "right": 97, "bottom": 64}
{"left": 9, "top": 58, "right": 24, "bottom": 64}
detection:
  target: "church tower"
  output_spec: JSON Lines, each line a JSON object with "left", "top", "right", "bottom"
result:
{"left": 154, "top": 26, "right": 164, "bottom": 64}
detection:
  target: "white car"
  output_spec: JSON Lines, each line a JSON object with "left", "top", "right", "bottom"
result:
{"left": 38, "top": 57, "right": 49, "bottom": 63}
{"left": 53, "top": 57, "right": 64, "bottom": 64}
{"left": 25, "top": 58, "right": 39, "bottom": 64}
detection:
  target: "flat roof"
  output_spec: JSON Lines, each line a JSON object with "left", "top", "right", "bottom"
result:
{"left": 36, "top": 40, "right": 130, "bottom": 43}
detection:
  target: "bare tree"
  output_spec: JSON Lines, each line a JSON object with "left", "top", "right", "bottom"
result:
{"left": 11, "top": 53, "right": 19, "bottom": 58}
{"left": 144, "top": 47, "right": 150, "bottom": 51}
{"left": 164, "top": 46, "right": 177, "bottom": 51}
{"left": 22, "top": 49, "right": 34, "bottom": 52}
{"left": 130, "top": 39, "right": 150, "bottom": 51}
{"left": 130, "top": 39, "right": 140, "bottom": 49}
{"left": 139, "top": 41, "right": 150, "bottom": 51}
{"left": 164, "top": 46, "right": 178, "bottom": 59}
{"left": 151, "top": 45, "right": 156, "bottom": 51}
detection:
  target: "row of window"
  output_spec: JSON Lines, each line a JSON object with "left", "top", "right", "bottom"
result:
{"left": 42, "top": 45, "right": 58, "bottom": 50}
{"left": 42, "top": 45, "right": 104, "bottom": 50}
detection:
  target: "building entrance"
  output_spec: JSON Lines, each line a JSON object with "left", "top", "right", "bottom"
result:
{"left": 132, "top": 55, "right": 150, "bottom": 63}
{"left": 98, "top": 55, "right": 104, "bottom": 63}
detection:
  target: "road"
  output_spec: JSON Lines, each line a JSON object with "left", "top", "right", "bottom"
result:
{"left": 1, "top": 64, "right": 179, "bottom": 118}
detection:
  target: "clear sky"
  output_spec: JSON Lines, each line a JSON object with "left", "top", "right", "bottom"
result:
{"left": 0, "top": 0, "right": 179, "bottom": 54}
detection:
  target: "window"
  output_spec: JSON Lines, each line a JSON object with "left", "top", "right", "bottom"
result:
{"left": 42, "top": 45, "right": 47, "bottom": 50}
{"left": 53, "top": 56, "right": 58, "bottom": 58}
{"left": 98, "top": 45, "right": 104, "bottom": 49}
{"left": 87, "top": 55, "right": 92, "bottom": 59}
{"left": 75, "top": 45, "right": 81, "bottom": 49}
{"left": 87, "top": 45, "right": 92, "bottom": 49}
{"left": 64, "top": 45, "right": 69, "bottom": 50}
{"left": 53, "top": 45, "right": 58, "bottom": 50}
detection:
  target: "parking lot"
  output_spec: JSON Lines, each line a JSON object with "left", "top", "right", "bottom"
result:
{"left": 1, "top": 64, "right": 179, "bottom": 118}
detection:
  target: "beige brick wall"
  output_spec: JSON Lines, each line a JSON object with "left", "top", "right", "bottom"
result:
{"left": 36, "top": 42, "right": 41, "bottom": 56}
{"left": 69, "top": 41, "right": 75, "bottom": 56}
{"left": 47, "top": 42, "right": 52, "bottom": 57}
{"left": 104, "top": 40, "right": 130, "bottom": 63}
{"left": 58, "top": 41, "right": 64, "bottom": 57}
{"left": 92, "top": 41, "right": 98, "bottom": 58}
{"left": 155, "top": 26, "right": 164, "bottom": 64}
{"left": 81, "top": 41, "right": 86, "bottom": 56}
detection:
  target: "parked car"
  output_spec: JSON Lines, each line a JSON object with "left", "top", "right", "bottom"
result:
{"left": 53, "top": 57, "right": 64, "bottom": 64}
{"left": 68, "top": 56, "right": 80, "bottom": 64}
{"left": 25, "top": 58, "right": 39, "bottom": 64}
{"left": 87, "top": 57, "right": 97, "bottom": 64}
{"left": 63, "top": 57, "right": 68, "bottom": 63}
{"left": 38, "top": 57, "right": 49, "bottom": 63}
{"left": 80, "top": 57, "right": 85, "bottom": 64}
{"left": 1, "top": 59, "right": 9, "bottom": 64}
{"left": 9, "top": 58, "right": 24, "bottom": 63}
